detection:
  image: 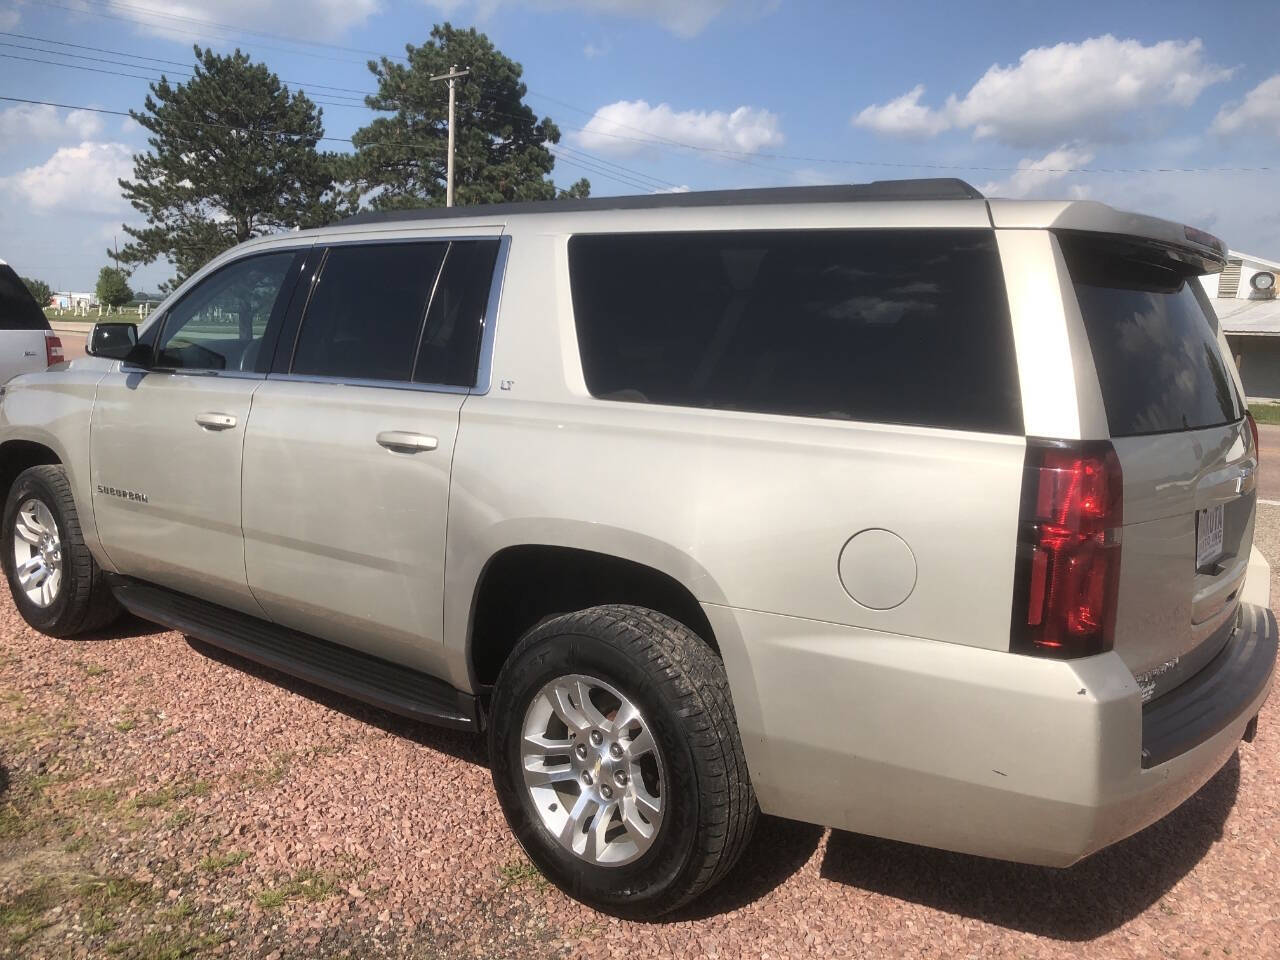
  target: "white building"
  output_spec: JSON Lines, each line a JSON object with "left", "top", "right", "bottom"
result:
{"left": 1200, "top": 252, "right": 1280, "bottom": 401}
{"left": 52, "top": 291, "right": 96, "bottom": 310}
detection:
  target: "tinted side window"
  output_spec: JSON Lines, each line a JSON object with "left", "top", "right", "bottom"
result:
{"left": 292, "top": 243, "right": 447, "bottom": 382}
{"left": 156, "top": 252, "right": 297, "bottom": 372}
{"left": 1060, "top": 233, "right": 1242, "bottom": 436}
{"left": 0, "top": 264, "right": 51, "bottom": 331}
{"left": 413, "top": 240, "right": 499, "bottom": 387}
{"left": 568, "top": 229, "right": 1022, "bottom": 434}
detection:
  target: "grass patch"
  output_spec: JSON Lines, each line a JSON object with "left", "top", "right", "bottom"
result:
{"left": 129, "top": 780, "right": 210, "bottom": 812}
{"left": 238, "top": 751, "right": 293, "bottom": 788}
{"left": 157, "top": 900, "right": 194, "bottom": 923}
{"left": 498, "top": 858, "right": 547, "bottom": 890}
{"left": 104, "top": 928, "right": 225, "bottom": 959}
{"left": 255, "top": 869, "right": 340, "bottom": 910}
{"left": 164, "top": 808, "right": 193, "bottom": 830}
{"left": 112, "top": 718, "right": 137, "bottom": 733}
{"left": 0, "top": 878, "right": 61, "bottom": 944}
{"left": 1249, "top": 403, "right": 1280, "bottom": 425}
{"left": 76, "top": 876, "right": 155, "bottom": 942}
{"left": 198, "top": 850, "right": 249, "bottom": 873}
{"left": 70, "top": 785, "right": 122, "bottom": 813}
{"left": 76, "top": 876, "right": 155, "bottom": 912}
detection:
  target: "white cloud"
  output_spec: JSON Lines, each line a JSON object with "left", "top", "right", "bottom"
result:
{"left": 573, "top": 100, "right": 783, "bottom": 156}
{"left": 423, "top": 0, "right": 777, "bottom": 38}
{"left": 583, "top": 40, "right": 608, "bottom": 58}
{"left": 855, "top": 36, "right": 1232, "bottom": 148}
{"left": 105, "top": 0, "right": 379, "bottom": 42}
{"left": 1, "top": 141, "right": 133, "bottom": 216}
{"left": 0, "top": 6, "right": 19, "bottom": 30}
{"left": 1212, "top": 74, "right": 1280, "bottom": 138}
{"left": 979, "top": 145, "right": 1096, "bottom": 198}
{"left": 0, "top": 104, "right": 104, "bottom": 145}
{"left": 853, "top": 85, "right": 949, "bottom": 139}
{"left": 652, "top": 184, "right": 691, "bottom": 194}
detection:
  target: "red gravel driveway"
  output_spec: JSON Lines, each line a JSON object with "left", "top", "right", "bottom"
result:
{"left": 1, "top": 530, "right": 1278, "bottom": 957}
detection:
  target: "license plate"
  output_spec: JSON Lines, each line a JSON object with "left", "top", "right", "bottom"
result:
{"left": 1196, "top": 503, "right": 1225, "bottom": 570}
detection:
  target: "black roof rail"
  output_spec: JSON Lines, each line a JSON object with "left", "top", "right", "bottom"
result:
{"left": 336, "top": 178, "right": 984, "bottom": 226}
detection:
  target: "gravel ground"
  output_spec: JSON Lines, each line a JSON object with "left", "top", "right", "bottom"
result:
{"left": 1, "top": 536, "right": 1278, "bottom": 958}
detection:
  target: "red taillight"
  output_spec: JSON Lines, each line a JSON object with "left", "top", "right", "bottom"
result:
{"left": 44, "top": 332, "right": 63, "bottom": 366}
{"left": 1246, "top": 411, "right": 1259, "bottom": 456}
{"left": 1011, "top": 440, "right": 1123, "bottom": 658}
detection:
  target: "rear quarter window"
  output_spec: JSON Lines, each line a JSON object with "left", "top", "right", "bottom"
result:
{"left": 1059, "top": 232, "right": 1242, "bottom": 437}
{"left": 0, "top": 264, "right": 51, "bottom": 331}
{"left": 568, "top": 229, "right": 1022, "bottom": 434}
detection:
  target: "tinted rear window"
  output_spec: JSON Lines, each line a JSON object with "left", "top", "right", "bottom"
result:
{"left": 568, "top": 229, "right": 1022, "bottom": 434}
{"left": 292, "top": 242, "right": 447, "bottom": 382}
{"left": 413, "top": 239, "right": 499, "bottom": 387}
{"left": 0, "top": 264, "right": 50, "bottom": 331}
{"left": 1060, "top": 233, "right": 1243, "bottom": 437}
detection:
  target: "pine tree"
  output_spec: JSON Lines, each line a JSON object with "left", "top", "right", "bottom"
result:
{"left": 117, "top": 46, "right": 336, "bottom": 292}
{"left": 340, "top": 24, "right": 589, "bottom": 210}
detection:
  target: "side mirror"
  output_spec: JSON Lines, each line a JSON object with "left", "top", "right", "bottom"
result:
{"left": 86, "top": 322, "right": 140, "bottom": 362}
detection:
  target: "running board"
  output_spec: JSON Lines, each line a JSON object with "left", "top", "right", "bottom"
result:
{"left": 108, "top": 576, "right": 477, "bottom": 730}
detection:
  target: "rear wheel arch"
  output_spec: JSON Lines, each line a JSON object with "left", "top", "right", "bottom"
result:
{"left": 466, "top": 544, "right": 720, "bottom": 690}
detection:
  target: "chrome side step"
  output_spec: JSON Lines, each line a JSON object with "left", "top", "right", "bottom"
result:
{"left": 108, "top": 575, "right": 477, "bottom": 730}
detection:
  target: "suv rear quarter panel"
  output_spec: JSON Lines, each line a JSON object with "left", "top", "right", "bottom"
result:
{"left": 443, "top": 225, "right": 1027, "bottom": 694}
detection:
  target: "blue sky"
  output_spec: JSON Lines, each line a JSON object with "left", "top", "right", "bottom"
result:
{"left": 1, "top": 0, "right": 1277, "bottom": 292}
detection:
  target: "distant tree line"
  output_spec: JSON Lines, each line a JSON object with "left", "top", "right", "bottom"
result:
{"left": 113, "top": 24, "right": 590, "bottom": 293}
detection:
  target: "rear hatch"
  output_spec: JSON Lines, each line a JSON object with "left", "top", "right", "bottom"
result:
{"left": 0, "top": 261, "right": 55, "bottom": 381}
{"left": 1059, "top": 232, "right": 1255, "bottom": 702}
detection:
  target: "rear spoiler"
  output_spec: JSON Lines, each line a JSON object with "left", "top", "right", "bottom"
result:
{"left": 988, "top": 199, "right": 1228, "bottom": 274}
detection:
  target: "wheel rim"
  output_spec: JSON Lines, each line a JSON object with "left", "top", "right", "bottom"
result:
{"left": 521, "top": 674, "right": 666, "bottom": 867}
{"left": 12, "top": 498, "right": 62, "bottom": 608}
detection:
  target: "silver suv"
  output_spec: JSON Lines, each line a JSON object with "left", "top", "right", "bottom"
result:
{"left": 1, "top": 179, "right": 1274, "bottom": 916}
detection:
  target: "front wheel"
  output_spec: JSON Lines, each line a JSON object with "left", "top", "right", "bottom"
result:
{"left": 488, "top": 605, "right": 757, "bottom": 917}
{"left": 2, "top": 464, "right": 121, "bottom": 637}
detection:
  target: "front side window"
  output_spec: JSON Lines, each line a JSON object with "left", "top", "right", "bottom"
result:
{"left": 155, "top": 252, "right": 298, "bottom": 372}
{"left": 291, "top": 243, "right": 448, "bottom": 382}
{"left": 568, "top": 229, "right": 1022, "bottom": 434}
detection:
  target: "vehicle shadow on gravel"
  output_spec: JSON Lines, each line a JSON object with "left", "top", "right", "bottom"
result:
{"left": 819, "top": 753, "right": 1241, "bottom": 941}
{"left": 661, "top": 815, "right": 825, "bottom": 922}
{"left": 83, "top": 612, "right": 171, "bottom": 641}
{"left": 183, "top": 637, "right": 488, "bottom": 767}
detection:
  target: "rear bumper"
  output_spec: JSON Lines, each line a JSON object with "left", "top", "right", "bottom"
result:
{"left": 706, "top": 600, "right": 1276, "bottom": 867}
{"left": 1142, "top": 604, "right": 1277, "bottom": 767}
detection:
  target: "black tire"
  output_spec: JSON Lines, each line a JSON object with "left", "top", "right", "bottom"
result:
{"left": 2, "top": 465, "right": 121, "bottom": 637}
{"left": 489, "top": 604, "right": 757, "bottom": 917}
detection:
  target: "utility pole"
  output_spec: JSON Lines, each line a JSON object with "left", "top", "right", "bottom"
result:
{"left": 429, "top": 64, "right": 470, "bottom": 207}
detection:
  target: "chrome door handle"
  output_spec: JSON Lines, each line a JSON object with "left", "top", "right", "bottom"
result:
{"left": 376, "top": 430, "right": 438, "bottom": 453}
{"left": 195, "top": 412, "right": 237, "bottom": 430}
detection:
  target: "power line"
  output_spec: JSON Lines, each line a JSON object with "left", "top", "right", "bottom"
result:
{"left": 38, "top": 0, "right": 401, "bottom": 62}
{"left": 0, "top": 52, "right": 370, "bottom": 110}
{"left": 552, "top": 143, "right": 683, "bottom": 191}
{"left": 0, "top": 95, "right": 438, "bottom": 151}
{"left": 29, "top": 0, "right": 380, "bottom": 67}
{"left": 549, "top": 149, "right": 665, "bottom": 193}
{"left": 0, "top": 31, "right": 379, "bottom": 96}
